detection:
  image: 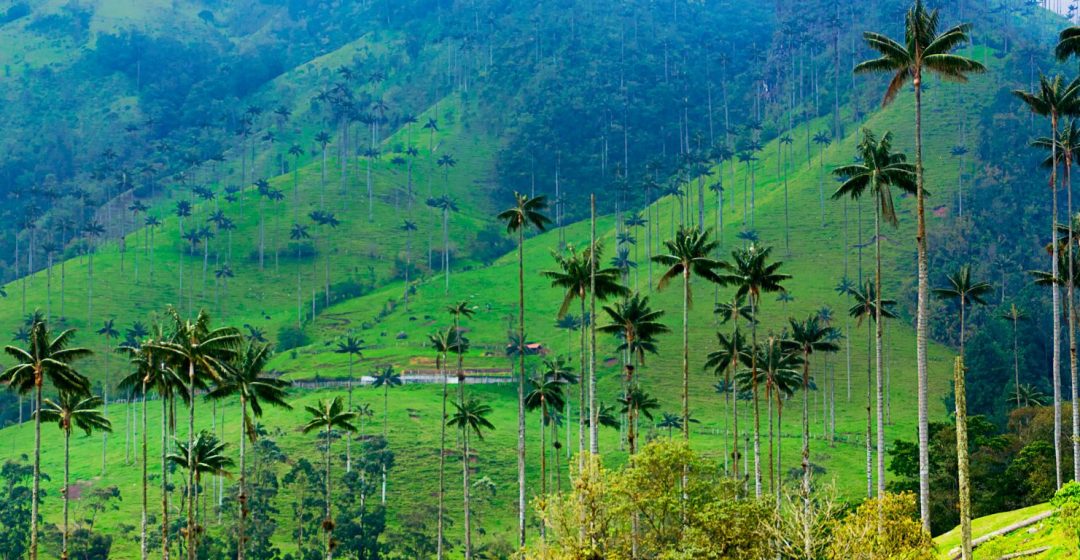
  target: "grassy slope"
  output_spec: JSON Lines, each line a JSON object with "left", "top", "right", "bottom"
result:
{"left": 933, "top": 503, "right": 1076, "bottom": 559}
{"left": 0, "top": 9, "right": 1026, "bottom": 557}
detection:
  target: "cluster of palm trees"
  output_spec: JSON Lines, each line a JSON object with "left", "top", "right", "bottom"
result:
{"left": 1, "top": 308, "right": 294, "bottom": 560}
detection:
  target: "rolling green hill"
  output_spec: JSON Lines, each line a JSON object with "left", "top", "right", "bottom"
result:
{"left": 0, "top": 0, "right": 1075, "bottom": 558}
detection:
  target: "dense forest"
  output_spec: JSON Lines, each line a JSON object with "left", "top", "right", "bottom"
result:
{"left": 6, "top": 0, "right": 1080, "bottom": 558}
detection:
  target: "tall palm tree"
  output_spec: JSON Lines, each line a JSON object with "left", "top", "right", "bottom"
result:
{"left": 147, "top": 309, "right": 240, "bottom": 560}
{"left": 832, "top": 128, "right": 916, "bottom": 497}
{"left": 426, "top": 196, "right": 459, "bottom": 293}
{"left": 371, "top": 365, "right": 401, "bottom": 504}
{"left": 290, "top": 224, "right": 311, "bottom": 326}
{"left": 1040, "top": 129, "right": 1080, "bottom": 484}
{"left": 37, "top": 391, "right": 110, "bottom": 560}
{"left": 1, "top": 318, "right": 92, "bottom": 560}
{"left": 447, "top": 397, "right": 495, "bottom": 560}
{"left": 543, "top": 242, "right": 627, "bottom": 456}
{"left": 167, "top": 431, "right": 234, "bottom": 555}
{"left": 784, "top": 315, "right": 838, "bottom": 557}
{"left": 653, "top": 226, "right": 722, "bottom": 441}
{"left": 118, "top": 326, "right": 183, "bottom": 560}
{"left": 857, "top": 0, "right": 985, "bottom": 529}
{"left": 497, "top": 191, "right": 550, "bottom": 548}
{"left": 849, "top": 281, "right": 898, "bottom": 497}
{"left": 599, "top": 293, "right": 670, "bottom": 378}
{"left": 96, "top": 318, "right": 120, "bottom": 476}
{"left": 711, "top": 295, "right": 753, "bottom": 478}
{"left": 446, "top": 301, "right": 476, "bottom": 402}
{"left": 334, "top": 336, "right": 365, "bottom": 472}
{"left": 933, "top": 266, "right": 990, "bottom": 560}
{"left": 207, "top": 342, "right": 291, "bottom": 560}
{"left": 301, "top": 397, "right": 357, "bottom": 560}
{"left": 1015, "top": 74, "right": 1080, "bottom": 492}
{"left": 1000, "top": 304, "right": 1029, "bottom": 411}
{"left": 812, "top": 131, "right": 832, "bottom": 226}
{"left": 934, "top": 266, "right": 993, "bottom": 358}
{"left": 524, "top": 375, "right": 566, "bottom": 515}
{"left": 717, "top": 244, "right": 789, "bottom": 496}
{"left": 400, "top": 220, "right": 418, "bottom": 309}
{"left": 428, "top": 326, "right": 457, "bottom": 560}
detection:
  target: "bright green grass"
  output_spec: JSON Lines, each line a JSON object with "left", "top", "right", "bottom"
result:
{"left": 932, "top": 502, "right": 1080, "bottom": 559}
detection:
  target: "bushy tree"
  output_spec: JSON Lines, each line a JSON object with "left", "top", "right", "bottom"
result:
{"left": 826, "top": 492, "right": 935, "bottom": 560}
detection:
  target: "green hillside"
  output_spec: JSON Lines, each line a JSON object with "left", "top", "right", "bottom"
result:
{"left": 3, "top": 0, "right": 1078, "bottom": 558}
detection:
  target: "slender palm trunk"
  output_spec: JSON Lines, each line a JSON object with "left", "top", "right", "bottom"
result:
{"left": 875, "top": 206, "right": 886, "bottom": 496}
{"left": 867, "top": 319, "right": 873, "bottom": 499}
{"left": 462, "top": 426, "right": 473, "bottom": 560}
{"left": 141, "top": 381, "right": 148, "bottom": 560}
{"left": 955, "top": 356, "right": 972, "bottom": 560}
{"left": 516, "top": 227, "right": 527, "bottom": 549}
{"left": 238, "top": 396, "right": 248, "bottom": 560}
{"left": 62, "top": 427, "right": 70, "bottom": 560}
{"left": 1067, "top": 156, "right": 1079, "bottom": 482}
{"left": 1013, "top": 317, "right": 1022, "bottom": 407}
{"left": 1051, "top": 113, "right": 1064, "bottom": 490}
{"left": 437, "top": 355, "right": 446, "bottom": 560}
{"left": 187, "top": 363, "right": 197, "bottom": 560}
{"left": 31, "top": 379, "right": 42, "bottom": 560}
{"left": 162, "top": 397, "right": 170, "bottom": 560}
{"left": 750, "top": 297, "right": 762, "bottom": 497}
{"left": 682, "top": 269, "right": 690, "bottom": 440}
{"left": 325, "top": 428, "right": 333, "bottom": 560}
{"left": 801, "top": 352, "right": 812, "bottom": 560}
{"left": 590, "top": 196, "right": 600, "bottom": 455}
{"left": 914, "top": 73, "right": 933, "bottom": 531}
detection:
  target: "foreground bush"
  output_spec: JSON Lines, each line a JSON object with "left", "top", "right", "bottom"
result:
{"left": 826, "top": 492, "right": 936, "bottom": 560}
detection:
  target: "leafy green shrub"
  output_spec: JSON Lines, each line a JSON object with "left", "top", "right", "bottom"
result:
{"left": 276, "top": 326, "right": 310, "bottom": 352}
{"left": 1052, "top": 481, "right": 1080, "bottom": 553}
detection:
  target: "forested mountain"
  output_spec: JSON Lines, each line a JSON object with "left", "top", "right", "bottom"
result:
{"left": 3, "top": 0, "right": 1080, "bottom": 558}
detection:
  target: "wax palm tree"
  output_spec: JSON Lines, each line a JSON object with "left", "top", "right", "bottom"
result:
{"left": 784, "top": 315, "right": 838, "bottom": 554}
{"left": 333, "top": 336, "right": 365, "bottom": 471}
{"left": 96, "top": 318, "right": 119, "bottom": 475}
{"left": 168, "top": 432, "right": 234, "bottom": 555}
{"left": 618, "top": 385, "right": 659, "bottom": 454}
{"left": 147, "top": 308, "right": 240, "bottom": 560}
{"left": 717, "top": 244, "right": 789, "bottom": 496}
{"left": 290, "top": 223, "right": 311, "bottom": 326}
{"left": 315, "top": 131, "right": 332, "bottom": 204}
{"left": 207, "top": 342, "right": 290, "bottom": 560}
{"left": 543, "top": 242, "right": 627, "bottom": 455}
{"left": 857, "top": 0, "right": 985, "bottom": 528}
{"left": 400, "top": 220, "right": 418, "bottom": 309}
{"left": 849, "top": 281, "right": 898, "bottom": 497}
{"left": 713, "top": 294, "right": 753, "bottom": 477}
{"left": 1, "top": 318, "right": 92, "bottom": 560}
{"left": 428, "top": 326, "right": 457, "bottom": 560}
{"left": 524, "top": 375, "right": 566, "bottom": 508}
{"left": 737, "top": 335, "right": 800, "bottom": 498}
{"left": 1001, "top": 304, "right": 1029, "bottom": 411}
{"left": 657, "top": 412, "right": 683, "bottom": 438}
{"left": 653, "top": 226, "right": 722, "bottom": 441}
{"left": 426, "top": 196, "right": 459, "bottom": 293}
{"left": 812, "top": 131, "right": 832, "bottom": 226}
{"left": 446, "top": 301, "right": 476, "bottom": 401}
{"left": 372, "top": 365, "right": 401, "bottom": 504}
{"left": 832, "top": 128, "right": 916, "bottom": 497}
{"left": 447, "top": 397, "right": 495, "bottom": 560}
{"left": 1015, "top": 75, "right": 1080, "bottom": 490}
{"left": 497, "top": 191, "right": 550, "bottom": 548}
{"left": 302, "top": 397, "right": 357, "bottom": 560}
{"left": 599, "top": 293, "right": 670, "bottom": 371}
{"left": 1008, "top": 384, "right": 1050, "bottom": 409}
{"left": 37, "top": 391, "right": 109, "bottom": 560}
{"left": 118, "top": 326, "right": 184, "bottom": 560}
{"left": 934, "top": 265, "right": 993, "bottom": 357}
{"left": 541, "top": 357, "right": 578, "bottom": 475}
